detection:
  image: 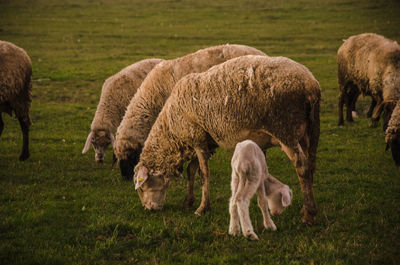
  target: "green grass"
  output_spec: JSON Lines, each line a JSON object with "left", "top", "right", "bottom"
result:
{"left": 1, "top": 0, "right": 400, "bottom": 264}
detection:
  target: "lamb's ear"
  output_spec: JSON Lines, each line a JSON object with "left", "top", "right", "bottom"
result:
{"left": 110, "top": 133, "right": 115, "bottom": 149}
{"left": 135, "top": 167, "right": 149, "bottom": 190}
{"left": 82, "top": 132, "right": 94, "bottom": 154}
{"left": 281, "top": 188, "right": 292, "bottom": 207}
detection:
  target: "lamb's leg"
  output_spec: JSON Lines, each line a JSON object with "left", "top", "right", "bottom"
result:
{"left": 256, "top": 184, "right": 276, "bottom": 231}
{"left": 0, "top": 114, "right": 4, "bottom": 136}
{"left": 281, "top": 143, "right": 317, "bottom": 226}
{"left": 229, "top": 170, "right": 241, "bottom": 236}
{"left": 17, "top": 116, "right": 30, "bottom": 161}
{"left": 182, "top": 158, "right": 198, "bottom": 209}
{"left": 236, "top": 178, "right": 259, "bottom": 240}
{"left": 367, "top": 98, "right": 377, "bottom": 118}
{"left": 194, "top": 148, "right": 211, "bottom": 216}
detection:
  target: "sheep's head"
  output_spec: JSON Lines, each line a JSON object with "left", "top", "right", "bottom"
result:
{"left": 134, "top": 165, "right": 170, "bottom": 211}
{"left": 119, "top": 146, "right": 142, "bottom": 180}
{"left": 264, "top": 177, "right": 292, "bottom": 217}
{"left": 82, "top": 130, "right": 115, "bottom": 163}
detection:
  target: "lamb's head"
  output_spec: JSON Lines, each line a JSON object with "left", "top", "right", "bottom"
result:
{"left": 82, "top": 130, "right": 115, "bottom": 163}
{"left": 134, "top": 165, "right": 170, "bottom": 211}
{"left": 264, "top": 175, "right": 293, "bottom": 216}
{"left": 119, "top": 145, "right": 142, "bottom": 180}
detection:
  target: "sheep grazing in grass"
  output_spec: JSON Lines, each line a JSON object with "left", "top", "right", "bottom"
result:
{"left": 134, "top": 55, "right": 321, "bottom": 225}
{"left": 115, "top": 44, "right": 266, "bottom": 180}
{"left": 82, "top": 58, "right": 163, "bottom": 163}
{"left": 337, "top": 33, "right": 400, "bottom": 126}
{"left": 229, "top": 140, "right": 292, "bottom": 241}
{"left": 385, "top": 101, "right": 400, "bottom": 166}
{"left": 0, "top": 40, "right": 32, "bottom": 161}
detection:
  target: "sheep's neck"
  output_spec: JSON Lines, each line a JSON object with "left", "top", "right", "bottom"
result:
{"left": 140, "top": 113, "right": 187, "bottom": 177}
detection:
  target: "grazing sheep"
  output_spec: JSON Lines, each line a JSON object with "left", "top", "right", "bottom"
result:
{"left": 114, "top": 44, "right": 266, "bottom": 180}
{"left": 385, "top": 101, "right": 400, "bottom": 166}
{"left": 337, "top": 33, "right": 400, "bottom": 126}
{"left": 82, "top": 58, "right": 163, "bottom": 163}
{"left": 134, "top": 55, "right": 321, "bottom": 225}
{"left": 229, "top": 140, "right": 292, "bottom": 240}
{"left": 0, "top": 40, "right": 32, "bottom": 161}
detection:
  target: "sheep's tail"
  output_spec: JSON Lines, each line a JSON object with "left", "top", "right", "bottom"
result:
{"left": 306, "top": 90, "right": 321, "bottom": 176}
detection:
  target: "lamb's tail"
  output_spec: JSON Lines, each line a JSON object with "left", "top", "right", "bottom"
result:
{"left": 306, "top": 89, "right": 321, "bottom": 176}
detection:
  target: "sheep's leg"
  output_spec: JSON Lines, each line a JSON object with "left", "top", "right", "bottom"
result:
{"left": 256, "top": 184, "right": 276, "bottom": 231}
{"left": 345, "top": 91, "right": 354, "bottom": 122}
{"left": 229, "top": 170, "right": 241, "bottom": 236}
{"left": 0, "top": 114, "right": 4, "bottom": 136}
{"left": 182, "top": 158, "right": 198, "bottom": 209}
{"left": 370, "top": 97, "right": 384, "bottom": 127}
{"left": 17, "top": 116, "right": 30, "bottom": 161}
{"left": 367, "top": 98, "right": 377, "bottom": 118}
{"left": 281, "top": 143, "right": 317, "bottom": 226}
{"left": 350, "top": 89, "right": 360, "bottom": 119}
{"left": 338, "top": 90, "right": 345, "bottom": 126}
{"left": 194, "top": 148, "right": 211, "bottom": 216}
{"left": 236, "top": 178, "right": 259, "bottom": 240}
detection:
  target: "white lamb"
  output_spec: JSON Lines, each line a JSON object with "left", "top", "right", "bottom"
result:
{"left": 229, "top": 140, "right": 292, "bottom": 241}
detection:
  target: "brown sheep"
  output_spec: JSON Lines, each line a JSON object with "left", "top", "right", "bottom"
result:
{"left": 114, "top": 44, "right": 266, "bottom": 180}
{"left": 0, "top": 40, "right": 32, "bottom": 161}
{"left": 82, "top": 58, "right": 163, "bottom": 163}
{"left": 337, "top": 33, "right": 400, "bottom": 126}
{"left": 134, "top": 55, "right": 321, "bottom": 225}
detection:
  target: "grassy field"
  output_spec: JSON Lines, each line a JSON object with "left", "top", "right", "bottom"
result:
{"left": 1, "top": 0, "right": 400, "bottom": 264}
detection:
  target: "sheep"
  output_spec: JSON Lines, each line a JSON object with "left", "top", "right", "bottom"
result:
{"left": 337, "top": 33, "right": 400, "bottom": 126}
{"left": 133, "top": 55, "right": 321, "bottom": 225}
{"left": 82, "top": 58, "right": 163, "bottom": 163}
{"left": 114, "top": 44, "right": 266, "bottom": 180}
{"left": 385, "top": 101, "right": 400, "bottom": 166}
{"left": 0, "top": 40, "right": 32, "bottom": 161}
{"left": 229, "top": 140, "right": 292, "bottom": 240}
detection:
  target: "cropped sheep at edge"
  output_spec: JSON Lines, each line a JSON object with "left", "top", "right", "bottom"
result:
{"left": 337, "top": 33, "right": 400, "bottom": 126}
{"left": 0, "top": 40, "right": 32, "bottom": 161}
{"left": 385, "top": 101, "right": 400, "bottom": 166}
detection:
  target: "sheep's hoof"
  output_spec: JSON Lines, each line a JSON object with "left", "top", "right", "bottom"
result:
{"left": 369, "top": 120, "right": 379, "bottom": 128}
{"left": 182, "top": 196, "right": 195, "bottom": 209}
{"left": 19, "top": 152, "right": 29, "bottom": 161}
{"left": 246, "top": 232, "right": 259, "bottom": 241}
{"left": 194, "top": 204, "right": 210, "bottom": 216}
{"left": 301, "top": 206, "right": 316, "bottom": 226}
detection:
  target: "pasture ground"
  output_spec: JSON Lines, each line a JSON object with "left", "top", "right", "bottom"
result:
{"left": 0, "top": 0, "right": 399, "bottom": 264}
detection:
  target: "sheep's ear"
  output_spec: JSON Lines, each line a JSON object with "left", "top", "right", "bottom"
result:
{"left": 110, "top": 133, "right": 115, "bottom": 149}
{"left": 82, "top": 132, "right": 94, "bottom": 154}
{"left": 281, "top": 188, "right": 292, "bottom": 207}
{"left": 135, "top": 167, "right": 149, "bottom": 190}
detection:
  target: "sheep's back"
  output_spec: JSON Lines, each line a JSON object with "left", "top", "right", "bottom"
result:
{"left": 337, "top": 33, "right": 400, "bottom": 95}
{"left": 91, "top": 58, "right": 163, "bottom": 132}
{"left": 167, "top": 55, "right": 320, "bottom": 150}
{"left": 0, "top": 41, "right": 32, "bottom": 103}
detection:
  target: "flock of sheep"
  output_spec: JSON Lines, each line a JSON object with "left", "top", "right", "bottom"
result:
{"left": 0, "top": 32, "right": 399, "bottom": 240}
